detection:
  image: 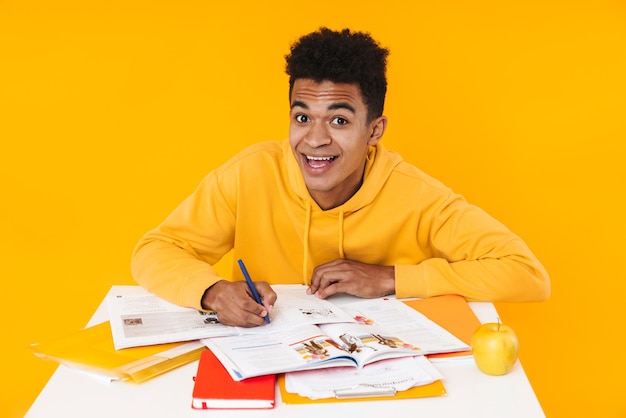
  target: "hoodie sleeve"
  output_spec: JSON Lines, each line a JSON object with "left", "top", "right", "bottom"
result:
{"left": 131, "top": 170, "right": 236, "bottom": 310}
{"left": 394, "top": 193, "right": 550, "bottom": 303}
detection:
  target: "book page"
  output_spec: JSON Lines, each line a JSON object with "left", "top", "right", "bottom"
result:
{"left": 107, "top": 286, "right": 238, "bottom": 349}
{"left": 232, "top": 284, "right": 357, "bottom": 335}
{"left": 203, "top": 324, "right": 356, "bottom": 380}
{"left": 326, "top": 297, "right": 470, "bottom": 357}
{"left": 319, "top": 321, "right": 421, "bottom": 367}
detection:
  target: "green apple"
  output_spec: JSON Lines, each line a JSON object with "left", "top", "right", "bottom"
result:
{"left": 471, "top": 320, "right": 519, "bottom": 376}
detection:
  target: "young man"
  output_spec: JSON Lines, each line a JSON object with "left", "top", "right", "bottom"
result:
{"left": 131, "top": 27, "right": 550, "bottom": 327}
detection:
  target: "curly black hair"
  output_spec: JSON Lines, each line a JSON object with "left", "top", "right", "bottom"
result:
{"left": 285, "top": 27, "right": 389, "bottom": 122}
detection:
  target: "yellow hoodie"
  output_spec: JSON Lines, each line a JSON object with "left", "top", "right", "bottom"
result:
{"left": 131, "top": 140, "right": 550, "bottom": 309}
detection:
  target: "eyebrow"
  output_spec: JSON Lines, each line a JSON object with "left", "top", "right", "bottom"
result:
{"left": 290, "top": 100, "right": 356, "bottom": 114}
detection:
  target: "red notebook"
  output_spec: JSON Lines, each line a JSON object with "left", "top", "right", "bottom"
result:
{"left": 191, "top": 349, "right": 276, "bottom": 409}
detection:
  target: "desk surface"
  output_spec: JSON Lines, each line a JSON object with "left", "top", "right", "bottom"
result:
{"left": 26, "top": 291, "right": 545, "bottom": 418}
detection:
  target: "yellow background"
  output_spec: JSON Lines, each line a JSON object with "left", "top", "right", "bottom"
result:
{"left": 2, "top": 1, "right": 625, "bottom": 416}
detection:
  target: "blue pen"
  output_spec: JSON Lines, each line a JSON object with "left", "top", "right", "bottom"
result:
{"left": 237, "top": 259, "right": 271, "bottom": 324}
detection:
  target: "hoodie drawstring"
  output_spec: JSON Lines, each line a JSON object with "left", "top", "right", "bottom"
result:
{"left": 302, "top": 199, "right": 311, "bottom": 285}
{"left": 338, "top": 209, "right": 345, "bottom": 259}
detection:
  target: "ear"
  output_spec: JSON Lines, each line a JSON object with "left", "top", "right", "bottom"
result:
{"left": 367, "top": 116, "right": 388, "bottom": 145}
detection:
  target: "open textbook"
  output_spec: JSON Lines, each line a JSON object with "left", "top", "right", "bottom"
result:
{"left": 107, "top": 285, "right": 357, "bottom": 349}
{"left": 202, "top": 295, "right": 469, "bottom": 380}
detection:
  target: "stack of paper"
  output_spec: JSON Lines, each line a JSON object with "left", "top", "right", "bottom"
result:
{"left": 285, "top": 355, "right": 443, "bottom": 400}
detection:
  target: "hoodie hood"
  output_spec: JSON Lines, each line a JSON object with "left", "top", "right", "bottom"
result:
{"left": 282, "top": 140, "right": 403, "bottom": 283}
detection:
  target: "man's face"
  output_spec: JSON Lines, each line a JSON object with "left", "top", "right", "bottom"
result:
{"left": 289, "top": 79, "right": 386, "bottom": 210}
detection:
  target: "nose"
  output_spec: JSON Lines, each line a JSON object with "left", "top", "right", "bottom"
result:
{"left": 303, "top": 121, "right": 331, "bottom": 148}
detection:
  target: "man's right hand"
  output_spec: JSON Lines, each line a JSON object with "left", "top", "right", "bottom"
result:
{"left": 201, "top": 280, "right": 277, "bottom": 327}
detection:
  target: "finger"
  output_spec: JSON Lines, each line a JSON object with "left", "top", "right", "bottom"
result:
{"left": 255, "top": 282, "right": 277, "bottom": 312}
{"left": 237, "top": 291, "right": 271, "bottom": 320}
{"left": 308, "top": 259, "right": 345, "bottom": 295}
{"left": 220, "top": 294, "right": 267, "bottom": 327}
{"left": 213, "top": 282, "right": 271, "bottom": 327}
{"left": 314, "top": 281, "right": 343, "bottom": 299}
{"left": 217, "top": 306, "right": 267, "bottom": 327}
{"left": 307, "top": 271, "right": 321, "bottom": 295}
{"left": 316, "top": 271, "right": 358, "bottom": 299}
{"left": 312, "top": 270, "right": 350, "bottom": 299}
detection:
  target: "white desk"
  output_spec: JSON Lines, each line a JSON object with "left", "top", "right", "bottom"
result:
{"left": 26, "top": 291, "right": 545, "bottom": 418}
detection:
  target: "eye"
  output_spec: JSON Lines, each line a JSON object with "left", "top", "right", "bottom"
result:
{"left": 295, "top": 114, "right": 309, "bottom": 123}
{"left": 331, "top": 116, "right": 348, "bottom": 126}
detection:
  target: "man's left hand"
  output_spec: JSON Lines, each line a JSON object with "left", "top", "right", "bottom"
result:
{"left": 306, "top": 259, "right": 395, "bottom": 299}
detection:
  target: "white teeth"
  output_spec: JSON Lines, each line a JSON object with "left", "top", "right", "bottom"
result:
{"left": 307, "top": 156, "right": 333, "bottom": 161}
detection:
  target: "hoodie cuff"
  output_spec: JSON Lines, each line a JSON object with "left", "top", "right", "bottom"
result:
{"left": 181, "top": 272, "right": 223, "bottom": 311}
{"left": 394, "top": 263, "right": 430, "bottom": 299}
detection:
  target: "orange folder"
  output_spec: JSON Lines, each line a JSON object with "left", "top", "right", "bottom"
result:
{"left": 403, "top": 294, "right": 482, "bottom": 359}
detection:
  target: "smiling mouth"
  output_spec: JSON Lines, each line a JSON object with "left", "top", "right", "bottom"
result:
{"left": 305, "top": 155, "right": 337, "bottom": 169}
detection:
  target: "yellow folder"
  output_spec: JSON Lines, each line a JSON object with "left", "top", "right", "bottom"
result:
{"left": 30, "top": 321, "right": 206, "bottom": 383}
